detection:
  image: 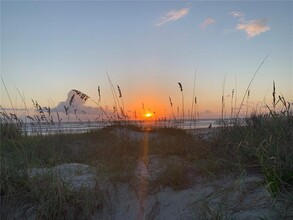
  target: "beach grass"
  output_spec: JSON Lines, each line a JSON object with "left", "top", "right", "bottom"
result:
{"left": 1, "top": 102, "right": 293, "bottom": 218}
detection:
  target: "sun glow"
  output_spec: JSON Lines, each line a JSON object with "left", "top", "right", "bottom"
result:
{"left": 144, "top": 112, "right": 153, "bottom": 118}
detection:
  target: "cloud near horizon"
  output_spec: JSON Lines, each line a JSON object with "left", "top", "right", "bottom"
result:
{"left": 156, "top": 8, "right": 189, "bottom": 26}
{"left": 203, "top": 109, "right": 212, "bottom": 114}
{"left": 51, "top": 90, "right": 99, "bottom": 116}
{"left": 200, "top": 18, "right": 215, "bottom": 29}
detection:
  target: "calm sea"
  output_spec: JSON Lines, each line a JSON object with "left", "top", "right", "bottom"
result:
{"left": 21, "top": 118, "right": 225, "bottom": 135}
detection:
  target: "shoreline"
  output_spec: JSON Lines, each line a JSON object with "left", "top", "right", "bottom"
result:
{"left": 19, "top": 118, "right": 224, "bottom": 136}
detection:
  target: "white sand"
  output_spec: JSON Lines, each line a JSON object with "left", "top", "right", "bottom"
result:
{"left": 22, "top": 128, "right": 292, "bottom": 219}
{"left": 28, "top": 163, "right": 96, "bottom": 190}
{"left": 26, "top": 159, "right": 292, "bottom": 220}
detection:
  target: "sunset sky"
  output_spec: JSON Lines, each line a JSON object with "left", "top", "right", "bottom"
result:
{"left": 1, "top": 1, "right": 292, "bottom": 119}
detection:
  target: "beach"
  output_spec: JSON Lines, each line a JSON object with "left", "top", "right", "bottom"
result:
{"left": 2, "top": 126, "right": 292, "bottom": 219}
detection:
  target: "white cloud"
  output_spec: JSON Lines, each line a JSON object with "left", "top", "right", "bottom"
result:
{"left": 52, "top": 90, "right": 98, "bottom": 115}
{"left": 229, "top": 11, "right": 245, "bottom": 18}
{"left": 200, "top": 18, "right": 215, "bottom": 29}
{"left": 228, "top": 11, "right": 270, "bottom": 38}
{"left": 237, "top": 18, "right": 270, "bottom": 38}
{"left": 156, "top": 8, "right": 189, "bottom": 26}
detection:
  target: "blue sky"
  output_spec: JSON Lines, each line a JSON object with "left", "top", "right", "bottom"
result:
{"left": 1, "top": 1, "right": 292, "bottom": 119}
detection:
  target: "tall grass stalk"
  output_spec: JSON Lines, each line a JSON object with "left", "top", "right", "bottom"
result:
{"left": 245, "top": 89, "right": 250, "bottom": 117}
{"left": 230, "top": 89, "right": 234, "bottom": 119}
{"left": 178, "top": 82, "right": 184, "bottom": 127}
{"left": 141, "top": 102, "right": 144, "bottom": 117}
{"left": 1, "top": 76, "right": 16, "bottom": 116}
{"left": 117, "top": 85, "right": 126, "bottom": 119}
{"left": 169, "top": 97, "right": 176, "bottom": 120}
{"left": 221, "top": 73, "right": 227, "bottom": 121}
{"left": 72, "top": 89, "right": 109, "bottom": 120}
{"left": 194, "top": 97, "right": 197, "bottom": 130}
{"left": 106, "top": 72, "right": 123, "bottom": 120}
{"left": 272, "top": 81, "right": 276, "bottom": 112}
{"left": 97, "top": 85, "right": 101, "bottom": 103}
{"left": 190, "top": 70, "right": 197, "bottom": 123}
{"left": 14, "top": 85, "right": 30, "bottom": 117}
{"left": 234, "top": 73, "right": 238, "bottom": 119}
{"left": 236, "top": 53, "right": 270, "bottom": 118}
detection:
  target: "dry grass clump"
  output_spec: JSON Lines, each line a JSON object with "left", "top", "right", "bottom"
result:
{"left": 1, "top": 170, "right": 103, "bottom": 219}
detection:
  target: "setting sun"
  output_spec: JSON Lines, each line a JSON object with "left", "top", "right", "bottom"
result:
{"left": 144, "top": 113, "right": 153, "bottom": 118}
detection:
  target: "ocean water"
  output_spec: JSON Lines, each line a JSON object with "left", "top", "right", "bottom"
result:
{"left": 21, "top": 118, "right": 224, "bottom": 135}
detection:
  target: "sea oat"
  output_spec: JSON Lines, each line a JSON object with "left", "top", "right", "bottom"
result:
{"left": 178, "top": 82, "right": 183, "bottom": 91}
{"left": 272, "top": 81, "right": 276, "bottom": 111}
{"left": 117, "top": 85, "right": 122, "bottom": 98}
{"left": 69, "top": 94, "right": 75, "bottom": 106}
{"left": 72, "top": 89, "right": 89, "bottom": 102}
{"left": 98, "top": 86, "right": 101, "bottom": 103}
{"left": 169, "top": 97, "right": 173, "bottom": 107}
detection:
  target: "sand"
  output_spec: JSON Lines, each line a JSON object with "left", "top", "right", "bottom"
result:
{"left": 25, "top": 159, "right": 292, "bottom": 220}
{"left": 7, "top": 128, "right": 292, "bottom": 219}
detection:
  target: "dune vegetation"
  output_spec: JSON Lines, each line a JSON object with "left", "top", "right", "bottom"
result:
{"left": 1, "top": 96, "right": 293, "bottom": 219}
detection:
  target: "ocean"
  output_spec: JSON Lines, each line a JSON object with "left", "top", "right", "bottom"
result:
{"left": 21, "top": 118, "right": 226, "bottom": 135}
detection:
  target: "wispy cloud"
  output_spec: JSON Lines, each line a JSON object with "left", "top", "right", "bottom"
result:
{"left": 237, "top": 18, "right": 270, "bottom": 38}
{"left": 229, "top": 11, "right": 270, "bottom": 38}
{"left": 229, "top": 11, "right": 245, "bottom": 18}
{"left": 156, "top": 8, "right": 189, "bottom": 26}
{"left": 200, "top": 18, "right": 215, "bottom": 29}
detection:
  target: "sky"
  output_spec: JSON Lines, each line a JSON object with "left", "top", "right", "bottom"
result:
{"left": 1, "top": 0, "right": 292, "bottom": 120}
